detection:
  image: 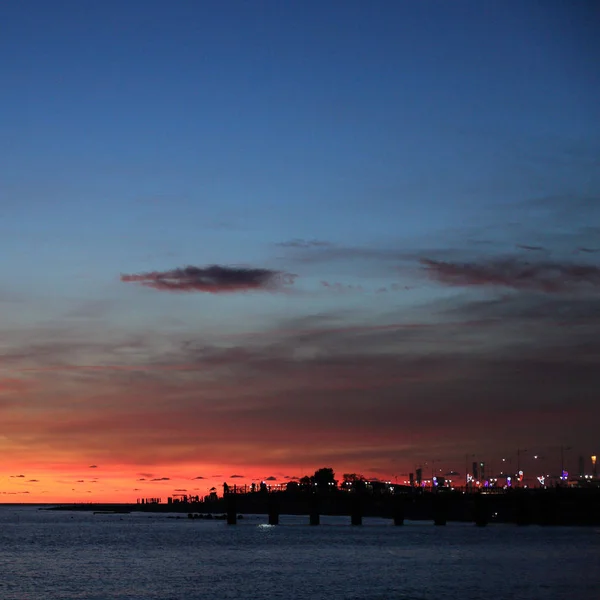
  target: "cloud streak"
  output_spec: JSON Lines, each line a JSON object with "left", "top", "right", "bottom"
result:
{"left": 320, "top": 281, "right": 364, "bottom": 293}
{"left": 277, "top": 238, "right": 332, "bottom": 249}
{"left": 516, "top": 244, "right": 546, "bottom": 252}
{"left": 121, "top": 265, "right": 296, "bottom": 293}
{"left": 421, "top": 257, "right": 600, "bottom": 293}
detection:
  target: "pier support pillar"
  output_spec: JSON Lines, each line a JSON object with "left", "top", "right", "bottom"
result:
{"left": 433, "top": 493, "right": 448, "bottom": 526}
{"left": 309, "top": 494, "right": 320, "bottom": 525}
{"left": 537, "top": 490, "right": 558, "bottom": 526}
{"left": 474, "top": 493, "right": 488, "bottom": 527}
{"left": 515, "top": 492, "right": 533, "bottom": 526}
{"left": 350, "top": 494, "right": 363, "bottom": 526}
{"left": 268, "top": 494, "right": 280, "bottom": 525}
{"left": 393, "top": 495, "right": 405, "bottom": 526}
{"left": 226, "top": 494, "right": 237, "bottom": 525}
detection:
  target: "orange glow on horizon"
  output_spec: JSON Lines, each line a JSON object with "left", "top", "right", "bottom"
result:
{"left": 0, "top": 462, "right": 404, "bottom": 504}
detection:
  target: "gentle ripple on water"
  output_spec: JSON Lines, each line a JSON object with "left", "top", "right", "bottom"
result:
{"left": 0, "top": 507, "right": 598, "bottom": 600}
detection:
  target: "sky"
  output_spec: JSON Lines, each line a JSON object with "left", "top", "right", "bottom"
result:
{"left": 1, "top": 0, "right": 599, "bottom": 502}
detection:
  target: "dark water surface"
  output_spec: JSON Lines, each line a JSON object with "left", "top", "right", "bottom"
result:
{"left": 0, "top": 507, "right": 598, "bottom": 599}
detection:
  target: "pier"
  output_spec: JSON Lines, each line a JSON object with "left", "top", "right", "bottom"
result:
{"left": 48, "top": 487, "right": 600, "bottom": 527}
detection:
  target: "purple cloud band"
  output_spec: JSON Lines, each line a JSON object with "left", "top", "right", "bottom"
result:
{"left": 421, "top": 257, "right": 600, "bottom": 293}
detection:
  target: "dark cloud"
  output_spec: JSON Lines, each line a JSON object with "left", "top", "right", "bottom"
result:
{"left": 174, "top": 488, "right": 187, "bottom": 492}
{"left": 230, "top": 474, "right": 244, "bottom": 478}
{"left": 137, "top": 478, "right": 146, "bottom": 481}
{"left": 28, "top": 479, "right": 39, "bottom": 482}
{"left": 191, "top": 476, "right": 205, "bottom": 480}
{"left": 89, "top": 465, "right": 98, "bottom": 468}
{"left": 120, "top": 265, "right": 296, "bottom": 293}
{"left": 151, "top": 477, "right": 170, "bottom": 481}
{"left": 138, "top": 472, "right": 154, "bottom": 478}
{"left": 516, "top": 244, "right": 546, "bottom": 252}
{"left": 11, "top": 475, "right": 25, "bottom": 478}
{"left": 421, "top": 257, "right": 600, "bottom": 293}
{"left": 76, "top": 480, "right": 84, "bottom": 483}
{"left": 265, "top": 476, "right": 277, "bottom": 481}
{"left": 577, "top": 247, "right": 599, "bottom": 253}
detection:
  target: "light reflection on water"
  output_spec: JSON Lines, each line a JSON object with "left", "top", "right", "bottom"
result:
{"left": 0, "top": 507, "right": 598, "bottom": 599}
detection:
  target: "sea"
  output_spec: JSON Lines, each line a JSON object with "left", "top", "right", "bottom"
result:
{"left": 0, "top": 506, "right": 598, "bottom": 600}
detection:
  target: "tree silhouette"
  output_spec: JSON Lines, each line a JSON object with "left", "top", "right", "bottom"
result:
{"left": 285, "top": 481, "right": 299, "bottom": 492}
{"left": 343, "top": 473, "right": 366, "bottom": 491}
{"left": 313, "top": 467, "right": 337, "bottom": 491}
{"left": 299, "top": 475, "right": 313, "bottom": 491}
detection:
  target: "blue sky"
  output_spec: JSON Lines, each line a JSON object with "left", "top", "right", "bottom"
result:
{"left": 3, "top": 1, "right": 598, "bottom": 317}
{"left": 1, "top": 1, "right": 599, "bottom": 499}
